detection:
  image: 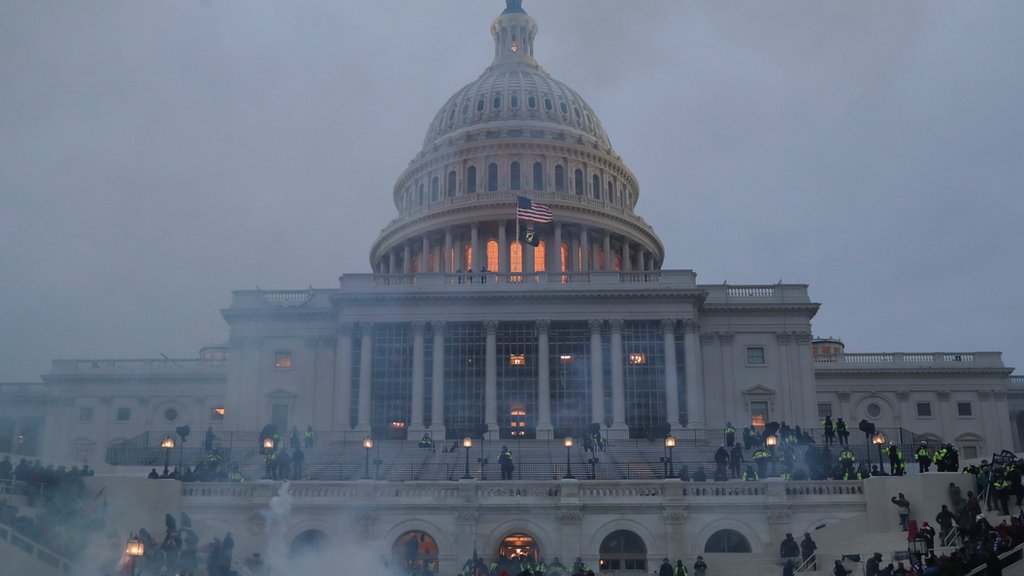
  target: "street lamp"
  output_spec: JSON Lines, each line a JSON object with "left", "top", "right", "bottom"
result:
{"left": 125, "top": 534, "right": 144, "bottom": 576}
{"left": 462, "top": 437, "right": 473, "bottom": 479}
{"left": 663, "top": 436, "right": 676, "bottom": 478}
{"left": 161, "top": 436, "right": 175, "bottom": 476}
{"left": 766, "top": 434, "right": 778, "bottom": 477}
{"left": 872, "top": 432, "right": 887, "bottom": 474}
{"left": 363, "top": 437, "right": 374, "bottom": 479}
{"left": 564, "top": 437, "right": 575, "bottom": 479}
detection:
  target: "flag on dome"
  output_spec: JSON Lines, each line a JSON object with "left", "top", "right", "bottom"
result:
{"left": 516, "top": 196, "right": 553, "bottom": 223}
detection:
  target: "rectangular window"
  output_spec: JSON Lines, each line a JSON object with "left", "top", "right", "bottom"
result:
{"left": 274, "top": 352, "right": 292, "bottom": 369}
{"left": 746, "top": 346, "right": 766, "bottom": 366}
{"left": 116, "top": 407, "right": 131, "bottom": 422}
{"left": 817, "top": 403, "right": 832, "bottom": 419}
{"left": 211, "top": 407, "right": 225, "bottom": 421}
{"left": 957, "top": 402, "right": 973, "bottom": 417}
{"left": 962, "top": 445, "right": 979, "bottom": 459}
{"left": 916, "top": 402, "right": 932, "bottom": 417}
{"left": 751, "top": 401, "right": 769, "bottom": 428}
{"left": 79, "top": 407, "right": 94, "bottom": 422}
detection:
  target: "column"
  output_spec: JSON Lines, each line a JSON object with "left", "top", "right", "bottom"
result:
{"left": 621, "top": 238, "right": 631, "bottom": 272}
{"left": 580, "top": 227, "right": 590, "bottom": 272}
{"left": 431, "top": 322, "right": 447, "bottom": 439}
{"left": 335, "top": 323, "right": 354, "bottom": 429}
{"left": 386, "top": 251, "right": 394, "bottom": 275}
{"left": 422, "top": 236, "right": 430, "bottom": 272}
{"left": 589, "top": 320, "right": 605, "bottom": 430}
{"left": 662, "top": 319, "right": 681, "bottom": 434}
{"left": 609, "top": 319, "right": 628, "bottom": 437}
{"left": 568, "top": 230, "right": 578, "bottom": 273}
{"left": 356, "top": 323, "right": 373, "bottom": 433}
{"left": 498, "top": 221, "right": 509, "bottom": 275}
{"left": 444, "top": 228, "right": 453, "bottom": 273}
{"left": 524, "top": 237, "right": 535, "bottom": 275}
{"left": 485, "top": 320, "right": 498, "bottom": 438}
{"left": 551, "top": 223, "right": 563, "bottom": 275}
{"left": 470, "top": 223, "right": 480, "bottom": 271}
{"left": 682, "top": 319, "right": 705, "bottom": 429}
{"left": 536, "top": 320, "right": 553, "bottom": 439}
{"left": 603, "top": 232, "right": 613, "bottom": 271}
{"left": 591, "top": 233, "right": 601, "bottom": 271}
{"left": 410, "top": 321, "right": 426, "bottom": 436}
{"left": 403, "top": 243, "right": 412, "bottom": 274}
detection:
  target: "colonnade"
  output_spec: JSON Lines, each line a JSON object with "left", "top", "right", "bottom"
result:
{"left": 333, "top": 318, "right": 704, "bottom": 440}
{"left": 376, "top": 221, "right": 659, "bottom": 275}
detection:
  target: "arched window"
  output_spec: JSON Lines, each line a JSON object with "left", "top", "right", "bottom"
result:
{"left": 510, "top": 95, "right": 519, "bottom": 109}
{"left": 498, "top": 534, "right": 539, "bottom": 564}
{"left": 599, "top": 530, "right": 647, "bottom": 573}
{"left": 555, "top": 165, "right": 565, "bottom": 192}
{"left": 534, "top": 240, "right": 546, "bottom": 273}
{"left": 447, "top": 171, "right": 457, "bottom": 197}
{"left": 510, "top": 162, "right": 521, "bottom": 190}
{"left": 417, "top": 184, "right": 424, "bottom": 206}
{"left": 704, "top": 529, "right": 752, "bottom": 553}
{"left": 392, "top": 531, "right": 439, "bottom": 575}
{"left": 488, "top": 163, "right": 499, "bottom": 192}
{"left": 466, "top": 166, "right": 477, "bottom": 194}
{"left": 532, "top": 162, "right": 544, "bottom": 191}
{"left": 486, "top": 240, "right": 498, "bottom": 272}
{"left": 592, "top": 174, "right": 601, "bottom": 199}
{"left": 431, "top": 177, "right": 439, "bottom": 202}
{"left": 608, "top": 180, "right": 616, "bottom": 204}
{"left": 290, "top": 530, "right": 332, "bottom": 560}
{"left": 560, "top": 243, "right": 569, "bottom": 274}
{"left": 574, "top": 169, "right": 584, "bottom": 195}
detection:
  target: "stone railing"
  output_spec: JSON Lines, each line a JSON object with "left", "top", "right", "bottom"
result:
{"left": 815, "top": 352, "right": 1005, "bottom": 368}
{"left": 49, "top": 357, "right": 228, "bottom": 374}
{"left": 1011, "top": 375, "right": 1024, "bottom": 387}
{"left": 180, "top": 478, "right": 867, "bottom": 508}
{"left": 338, "top": 270, "right": 698, "bottom": 291}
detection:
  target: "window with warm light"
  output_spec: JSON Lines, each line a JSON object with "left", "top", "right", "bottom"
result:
{"left": 628, "top": 353, "right": 646, "bottom": 365}
{"left": 274, "top": 352, "right": 292, "bottom": 369}
{"left": 509, "top": 354, "right": 525, "bottom": 366}
{"left": 211, "top": 407, "right": 225, "bottom": 421}
{"left": 559, "top": 354, "right": 574, "bottom": 364}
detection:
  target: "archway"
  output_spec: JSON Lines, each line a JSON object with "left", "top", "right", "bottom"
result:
{"left": 497, "top": 532, "right": 540, "bottom": 564}
{"left": 392, "top": 530, "right": 439, "bottom": 574}
{"left": 599, "top": 530, "right": 647, "bottom": 573}
{"left": 704, "top": 529, "right": 751, "bottom": 553}
{"left": 289, "top": 529, "right": 331, "bottom": 560}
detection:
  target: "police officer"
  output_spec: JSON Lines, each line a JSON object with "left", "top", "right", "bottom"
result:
{"left": 498, "top": 445, "right": 514, "bottom": 480}
{"left": 724, "top": 422, "right": 736, "bottom": 448}
{"left": 915, "top": 442, "right": 932, "bottom": 473}
{"left": 885, "top": 442, "right": 904, "bottom": 476}
{"left": 838, "top": 447, "right": 856, "bottom": 479}
{"left": 835, "top": 418, "right": 849, "bottom": 446}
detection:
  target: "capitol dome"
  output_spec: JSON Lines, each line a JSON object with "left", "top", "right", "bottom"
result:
{"left": 370, "top": 1, "right": 664, "bottom": 277}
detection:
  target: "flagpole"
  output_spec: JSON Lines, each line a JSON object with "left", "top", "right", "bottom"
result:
{"left": 515, "top": 197, "right": 520, "bottom": 263}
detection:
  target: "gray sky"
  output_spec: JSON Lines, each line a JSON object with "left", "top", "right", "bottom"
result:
{"left": 1, "top": 1, "right": 1022, "bottom": 382}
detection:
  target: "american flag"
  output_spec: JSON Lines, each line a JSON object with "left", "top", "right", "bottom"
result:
{"left": 516, "top": 196, "right": 553, "bottom": 223}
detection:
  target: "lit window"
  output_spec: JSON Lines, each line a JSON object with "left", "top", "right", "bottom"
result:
{"left": 211, "top": 407, "right": 225, "bottom": 421}
{"left": 957, "top": 402, "right": 973, "bottom": 417}
{"left": 628, "top": 353, "right": 646, "bottom": 365}
{"left": 509, "top": 354, "right": 526, "bottom": 366}
{"left": 559, "top": 354, "right": 574, "bottom": 364}
{"left": 79, "top": 407, "right": 94, "bottom": 422}
{"left": 916, "top": 402, "right": 932, "bottom": 417}
{"left": 116, "top": 407, "right": 131, "bottom": 422}
{"left": 746, "top": 347, "right": 766, "bottom": 365}
{"left": 274, "top": 352, "right": 293, "bottom": 369}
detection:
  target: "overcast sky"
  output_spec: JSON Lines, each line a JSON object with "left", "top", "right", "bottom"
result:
{"left": 1, "top": 1, "right": 1022, "bottom": 382}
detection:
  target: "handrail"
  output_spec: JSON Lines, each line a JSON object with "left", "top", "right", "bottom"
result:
{"left": 943, "top": 526, "right": 959, "bottom": 548}
{"left": 0, "top": 519, "right": 80, "bottom": 575}
{"left": 964, "top": 542, "right": 1024, "bottom": 576}
{"left": 794, "top": 553, "right": 816, "bottom": 574}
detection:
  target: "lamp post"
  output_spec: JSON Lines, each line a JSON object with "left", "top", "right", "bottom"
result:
{"left": 663, "top": 435, "right": 676, "bottom": 478}
{"left": 564, "top": 437, "right": 574, "bottom": 479}
{"left": 161, "top": 436, "right": 175, "bottom": 476}
{"left": 766, "top": 434, "right": 778, "bottom": 477}
{"left": 872, "top": 432, "right": 887, "bottom": 474}
{"left": 363, "top": 437, "right": 374, "bottom": 480}
{"left": 462, "top": 437, "right": 473, "bottom": 479}
{"left": 125, "top": 534, "right": 145, "bottom": 576}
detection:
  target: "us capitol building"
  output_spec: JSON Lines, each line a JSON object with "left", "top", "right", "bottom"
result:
{"left": 2, "top": 2, "right": 1022, "bottom": 574}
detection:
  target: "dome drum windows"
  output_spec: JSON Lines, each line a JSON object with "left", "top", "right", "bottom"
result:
{"left": 487, "top": 163, "right": 499, "bottom": 192}
{"left": 532, "top": 162, "right": 544, "bottom": 191}
{"left": 466, "top": 166, "right": 478, "bottom": 194}
{"left": 554, "top": 165, "right": 565, "bottom": 192}
{"left": 431, "top": 177, "right": 440, "bottom": 202}
{"left": 510, "top": 95, "right": 519, "bottom": 109}
{"left": 510, "top": 162, "right": 521, "bottom": 190}
{"left": 592, "top": 174, "right": 601, "bottom": 199}
{"left": 447, "top": 171, "right": 457, "bottom": 197}
{"left": 493, "top": 94, "right": 503, "bottom": 110}
{"left": 574, "top": 169, "right": 584, "bottom": 195}
{"left": 527, "top": 95, "right": 537, "bottom": 109}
